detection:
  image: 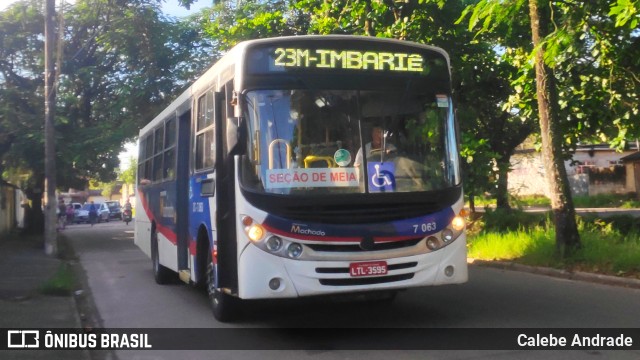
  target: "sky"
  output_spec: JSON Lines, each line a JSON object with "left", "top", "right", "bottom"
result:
{"left": 161, "top": 0, "right": 212, "bottom": 18}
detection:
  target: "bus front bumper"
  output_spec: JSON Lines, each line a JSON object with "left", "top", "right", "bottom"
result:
{"left": 237, "top": 235, "right": 468, "bottom": 299}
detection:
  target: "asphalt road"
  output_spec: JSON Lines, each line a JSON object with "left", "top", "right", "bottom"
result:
{"left": 64, "top": 220, "right": 640, "bottom": 360}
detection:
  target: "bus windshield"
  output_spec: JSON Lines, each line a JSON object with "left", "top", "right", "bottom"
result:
{"left": 242, "top": 89, "right": 460, "bottom": 195}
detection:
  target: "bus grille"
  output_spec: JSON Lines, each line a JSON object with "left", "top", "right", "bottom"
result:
{"left": 307, "top": 238, "right": 422, "bottom": 252}
{"left": 319, "top": 273, "right": 414, "bottom": 286}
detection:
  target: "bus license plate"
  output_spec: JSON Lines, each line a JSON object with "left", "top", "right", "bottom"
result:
{"left": 349, "top": 261, "right": 388, "bottom": 277}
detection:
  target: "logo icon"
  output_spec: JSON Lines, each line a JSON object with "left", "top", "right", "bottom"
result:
{"left": 7, "top": 330, "right": 39, "bottom": 348}
{"left": 333, "top": 149, "right": 352, "bottom": 167}
{"left": 368, "top": 162, "right": 395, "bottom": 192}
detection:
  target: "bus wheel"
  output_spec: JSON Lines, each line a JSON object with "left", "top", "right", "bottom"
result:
{"left": 206, "top": 248, "right": 238, "bottom": 322}
{"left": 151, "top": 229, "right": 173, "bottom": 284}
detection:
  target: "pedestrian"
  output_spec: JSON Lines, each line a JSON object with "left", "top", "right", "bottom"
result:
{"left": 66, "top": 204, "right": 75, "bottom": 225}
{"left": 88, "top": 201, "right": 97, "bottom": 227}
{"left": 57, "top": 199, "right": 67, "bottom": 230}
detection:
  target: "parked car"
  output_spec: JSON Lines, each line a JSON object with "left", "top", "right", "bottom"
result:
{"left": 75, "top": 203, "right": 110, "bottom": 223}
{"left": 105, "top": 201, "right": 122, "bottom": 220}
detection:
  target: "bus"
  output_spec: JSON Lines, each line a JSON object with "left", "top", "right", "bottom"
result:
{"left": 135, "top": 35, "right": 467, "bottom": 321}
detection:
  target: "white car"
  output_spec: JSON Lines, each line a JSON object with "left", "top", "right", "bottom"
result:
{"left": 75, "top": 203, "right": 110, "bottom": 223}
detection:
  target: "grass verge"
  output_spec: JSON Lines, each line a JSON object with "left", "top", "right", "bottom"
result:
{"left": 39, "top": 262, "right": 75, "bottom": 296}
{"left": 467, "top": 209, "right": 640, "bottom": 279}
{"left": 38, "top": 233, "right": 78, "bottom": 296}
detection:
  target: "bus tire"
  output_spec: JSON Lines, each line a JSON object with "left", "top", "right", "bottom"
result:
{"left": 206, "top": 247, "right": 239, "bottom": 322}
{"left": 151, "top": 228, "right": 173, "bottom": 284}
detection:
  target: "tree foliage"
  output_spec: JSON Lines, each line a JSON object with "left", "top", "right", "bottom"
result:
{"left": 119, "top": 157, "right": 137, "bottom": 185}
{"left": 2, "top": 0, "right": 636, "bottom": 246}
{"left": 460, "top": 0, "right": 639, "bottom": 150}
{"left": 0, "top": 1, "right": 46, "bottom": 188}
{"left": 203, "top": 0, "right": 309, "bottom": 50}
{"left": 199, "top": 0, "right": 539, "bottom": 206}
{"left": 458, "top": 0, "right": 639, "bottom": 255}
{"left": 0, "top": 0, "right": 212, "bottom": 196}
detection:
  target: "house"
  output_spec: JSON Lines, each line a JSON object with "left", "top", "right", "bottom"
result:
{"left": 509, "top": 144, "right": 639, "bottom": 197}
{"left": 620, "top": 152, "right": 640, "bottom": 197}
{"left": 0, "top": 181, "right": 26, "bottom": 235}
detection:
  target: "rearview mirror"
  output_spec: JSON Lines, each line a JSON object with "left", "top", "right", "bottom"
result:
{"left": 226, "top": 117, "right": 246, "bottom": 155}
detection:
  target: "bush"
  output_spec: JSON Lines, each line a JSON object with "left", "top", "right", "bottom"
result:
{"left": 573, "top": 193, "right": 640, "bottom": 208}
{"left": 511, "top": 195, "right": 551, "bottom": 208}
{"left": 579, "top": 215, "right": 640, "bottom": 238}
{"left": 39, "top": 263, "right": 75, "bottom": 296}
{"left": 480, "top": 208, "right": 549, "bottom": 233}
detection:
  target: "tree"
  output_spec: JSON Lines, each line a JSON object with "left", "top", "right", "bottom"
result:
{"left": 204, "top": 0, "right": 309, "bottom": 50}
{"left": 44, "top": 0, "right": 57, "bottom": 255}
{"left": 293, "top": 0, "right": 539, "bottom": 208}
{"left": 459, "top": 135, "right": 497, "bottom": 212}
{"left": 0, "top": 0, "right": 213, "bottom": 233}
{"left": 455, "top": 44, "right": 537, "bottom": 210}
{"left": 459, "top": 0, "right": 583, "bottom": 255}
{"left": 56, "top": 0, "right": 209, "bottom": 183}
{"left": 460, "top": 0, "right": 639, "bottom": 255}
{"left": 528, "top": 0, "right": 581, "bottom": 255}
{"left": 120, "top": 157, "right": 137, "bottom": 185}
{"left": 0, "top": 0, "right": 48, "bottom": 233}
{"left": 559, "top": 1, "right": 639, "bottom": 148}
{"left": 199, "top": 0, "right": 541, "bottom": 210}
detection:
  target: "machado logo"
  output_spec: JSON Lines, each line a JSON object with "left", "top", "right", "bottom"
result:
{"left": 290, "top": 224, "right": 326, "bottom": 236}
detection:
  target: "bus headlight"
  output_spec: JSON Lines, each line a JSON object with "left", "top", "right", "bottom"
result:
{"left": 426, "top": 236, "right": 440, "bottom": 250}
{"left": 287, "top": 243, "right": 303, "bottom": 258}
{"left": 247, "top": 224, "right": 265, "bottom": 242}
{"left": 240, "top": 215, "right": 306, "bottom": 259}
{"left": 266, "top": 235, "right": 283, "bottom": 252}
{"left": 439, "top": 213, "right": 465, "bottom": 246}
{"left": 441, "top": 229, "right": 454, "bottom": 243}
{"left": 426, "top": 212, "right": 466, "bottom": 252}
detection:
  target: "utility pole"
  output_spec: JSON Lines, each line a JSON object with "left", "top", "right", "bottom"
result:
{"left": 44, "top": 0, "right": 58, "bottom": 256}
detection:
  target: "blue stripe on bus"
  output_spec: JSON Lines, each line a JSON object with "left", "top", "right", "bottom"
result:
{"left": 188, "top": 175, "right": 214, "bottom": 249}
{"left": 262, "top": 207, "right": 455, "bottom": 242}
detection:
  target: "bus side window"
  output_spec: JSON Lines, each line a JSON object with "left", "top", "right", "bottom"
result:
{"left": 195, "top": 91, "right": 215, "bottom": 171}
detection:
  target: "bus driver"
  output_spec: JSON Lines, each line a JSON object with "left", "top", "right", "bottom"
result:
{"left": 353, "top": 126, "right": 397, "bottom": 168}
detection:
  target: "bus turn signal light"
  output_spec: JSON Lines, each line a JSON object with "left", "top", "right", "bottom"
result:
{"left": 451, "top": 216, "right": 465, "bottom": 231}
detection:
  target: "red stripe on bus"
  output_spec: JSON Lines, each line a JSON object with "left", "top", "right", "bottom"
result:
{"left": 138, "top": 190, "right": 178, "bottom": 245}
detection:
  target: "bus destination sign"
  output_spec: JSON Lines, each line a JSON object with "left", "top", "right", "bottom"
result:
{"left": 272, "top": 47, "right": 425, "bottom": 73}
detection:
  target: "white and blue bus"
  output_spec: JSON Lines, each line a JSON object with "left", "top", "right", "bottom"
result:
{"left": 135, "top": 35, "right": 467, "bottom": 321}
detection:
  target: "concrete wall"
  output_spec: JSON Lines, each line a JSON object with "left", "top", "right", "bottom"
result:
{"left": 509, "top": 148, "right": 634, "bottom": 197}
{"left": 0, "top": 185, "right": 24, "bottom": 235}
{"left": 625, "top": 162, "right": 639, "bottom": 193}
{"left": 508, "top": 151, "right": 549, "bottom": 197}
{"left": 0, "top": 186, "right": 15, "bottom": 235}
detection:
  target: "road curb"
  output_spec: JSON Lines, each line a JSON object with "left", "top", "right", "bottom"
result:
{"left": 468, "top": 258, "right": 640, "bottom": 290}
{"left": 70, "top": 293, "right": 92, "bottom": 360}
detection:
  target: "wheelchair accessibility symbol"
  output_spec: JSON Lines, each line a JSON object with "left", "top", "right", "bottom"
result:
{"left": 368, "top": 162, "right": 395, "bottom": 192}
